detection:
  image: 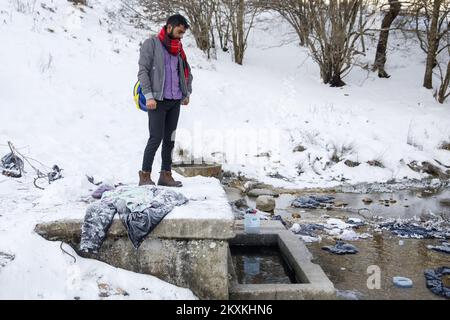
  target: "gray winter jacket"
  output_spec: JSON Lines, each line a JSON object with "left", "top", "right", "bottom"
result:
{"left": 138, "top": 36, "right": 193, "bottom": 101}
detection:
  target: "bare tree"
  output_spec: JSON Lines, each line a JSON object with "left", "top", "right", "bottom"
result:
{"left": 372, "top": 0, "right": 402, "bottom": 78}
{"left": 213, "top": 1, "right": 231, "bottom": 52}
{"left": 138, "top": 0, "right": 218, "bottom": 58}
{"left": 294, "top": 0, "right": 379, "bottom": 87}
{"left": 413, "top": 0, "right": 449, "bottom": 89}
{"left": 180, "top": 0, "right": 218, "bottom": 58}
{"left": 437, "top": 57, "right": 450, "bottom": 103}
{"left": 261, "top": 0, "right": 308, "bottom": 46}
{"left": 220, "top": 0, "right": 260, "bottom": 65}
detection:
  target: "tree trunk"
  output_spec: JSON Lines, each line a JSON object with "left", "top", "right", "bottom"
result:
{"left": 438, "top": 60, "right": 450, "bottom": 103}
{"left": 373, "top": 0, "right": 401, "bottom": 78}
{"left": 423, "top": 0, "right": 442, "bottom": 89}
{"left": 234, "top": 0, "right": 245, "bottom": 65}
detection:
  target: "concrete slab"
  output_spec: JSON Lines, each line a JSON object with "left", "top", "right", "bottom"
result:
{"left": 34, "top": 176, "right": 235, "bottom": 299}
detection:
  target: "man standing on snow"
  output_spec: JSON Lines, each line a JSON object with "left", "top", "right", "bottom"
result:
{"left": 137, "top": 14, "right": 193, "bottom": 187}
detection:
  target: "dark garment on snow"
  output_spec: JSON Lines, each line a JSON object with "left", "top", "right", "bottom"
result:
{"left": 291, "top": 195, "right": 335, "bottom": 209}
{"left": 142, "top": 99, "right": 181, "bottom": 172}
{"left": 322, "top": 241, "right": 359, "bottom": 255}
{"left": 80, "top": 185, "right": 188, "bottom": 252}
{"left": 424, "top": 266, "right": 450, "bottom": 299}
{"left": 79, "top": 202, "right": 117, "bottom": 253}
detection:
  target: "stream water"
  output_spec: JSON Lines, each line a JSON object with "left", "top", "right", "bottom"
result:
{"left": 225, "top": 186, "right": 450, "bottom": 300}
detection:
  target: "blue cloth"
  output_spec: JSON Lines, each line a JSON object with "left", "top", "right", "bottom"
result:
{"left": 428, "top": 242, "right": 450, "bottom": 254}
{"left": 380, "top": 222, "right": 450, "bottom": 239}
{"left": 322, "top": 241, "right": 359, "bottom": 255}
{"left": 291, "top": 223, "right": 324, "bottom": 237}
{"left": 80, "top": 185, "right": 188, "bottom": 252}
{"left": 291, "top": 195, "right": 335, "bottom": 209}
{"left": 424, "top": 266, "right": 450, "bottom": 299}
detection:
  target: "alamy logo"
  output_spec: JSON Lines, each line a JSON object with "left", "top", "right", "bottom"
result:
{"left": 367, "top": 265, "right": 381, "bottom": 289}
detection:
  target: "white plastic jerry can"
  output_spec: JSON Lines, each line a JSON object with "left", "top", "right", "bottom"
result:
{"left": 244, "top": 209, "right": 260, "bottom": 234}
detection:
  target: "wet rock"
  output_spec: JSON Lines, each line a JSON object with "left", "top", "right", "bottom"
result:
{"left": 367, "top": 160, "right": 384, "bottom": 168}
{"left": 0, "top": 252, "right": 15, "bottom": 268}
{"left": 424, "top": 266, "right": 450, "bottom": 299}
{"left": 440, "top": 198, "right": 450, "bottom": 207}
{"left": 256, "top": 195, "right": 275, "bottom": 213}
{"left": 344, "top": 160, "right": 360, "bottom": 167}
{"left": 334, "top": 201, "right": 348, "bottom": 208}
{"left": 255, "top": 152, "right": 270, "bottom": 157}
{"left": 222, "top": 170, "right": 234, "bottom": 178}
{"left": 322, "top": 241, "right": 358, "bottom": 255}
{"left": 247, "top": 188, "right": 279, "bottom": 198}
{"left": 440, "top": 142, "right": 450, "bottom": 151}
{"left": 362, "top": 197, "right": 373, "bottom": 204}
{"left": 243, "top": 181, "right": 258, "bottom": 192}
{"left": 293, "top": 145, "right": 306, "bottom": 152}
{"left": 407, "top": 161, "right": 450, "bottom": 179}
{"left": 291, "top": 213, "right": 301, "bottom": 219}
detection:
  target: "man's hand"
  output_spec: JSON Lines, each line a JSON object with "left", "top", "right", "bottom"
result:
{"left": 182, "top": 97, "right": 190, "bottom": 106}
{"left": 146, "top": 99, "right": 157, "bottom": 110}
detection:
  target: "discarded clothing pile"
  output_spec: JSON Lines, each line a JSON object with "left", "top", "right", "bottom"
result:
{"left": 80, "top": 185, "right": 188, "bottom": 252}
{"left": 291, "top": 195, "right": 335, "bottom": 209}
{"left": 291, "top": 223, "right": 325, "bottom": 238}
{"left": 379, "top": 222, "right": 450, "bottom": 239}
{"left": 427, "top": 242, "right": 450, "bottom": 254}
{"left": 424, "top": 266, "right": 450, "bottom": 299}
{"left": 229, "top": 198, "right": 250, "bottom": 219}
{"left": 346, "top": 218, "right": 365, "bottom": 229}
{"left": 271, "top": 214, "right": 287, "bottom": 226}
{"left": 322, "top": 241, "right": 359, "bottom": 255}
{"left": 91, "top": 184, "right": 115, "bottom": 199}
{"left": 1, "top": 152, "right": 24, "bottom": 177}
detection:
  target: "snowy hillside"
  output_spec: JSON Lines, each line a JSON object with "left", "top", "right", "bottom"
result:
{"left": 0, "top": 0, "right": 449, "bottom": 299}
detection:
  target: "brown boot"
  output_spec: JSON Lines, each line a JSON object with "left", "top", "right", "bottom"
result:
{"left": 158, "top": 170, "right": 182, "bottom": 187}
{"left": 138, "top": 170, "right": 155, "bottom": 186}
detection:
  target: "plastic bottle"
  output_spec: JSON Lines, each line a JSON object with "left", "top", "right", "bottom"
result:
{"left": 244, "top": 208, "right": 260, "bottom": 234}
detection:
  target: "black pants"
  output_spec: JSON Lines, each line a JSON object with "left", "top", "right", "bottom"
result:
{"left": 142, "top": 99, "right": 181, "bottom": 172}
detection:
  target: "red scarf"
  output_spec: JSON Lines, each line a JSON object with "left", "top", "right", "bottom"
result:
{"left": 158, "top": 27, "right": 189, "bottom": 83}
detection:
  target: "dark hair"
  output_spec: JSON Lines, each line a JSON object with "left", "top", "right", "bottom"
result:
{"left": 166, "top": 14, "right": 190, "bottom": 29}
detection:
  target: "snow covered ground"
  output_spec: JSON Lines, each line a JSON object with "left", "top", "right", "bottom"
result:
{"left": 0, "top": 0, "right": 449, "bottom": 299}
